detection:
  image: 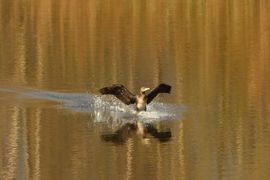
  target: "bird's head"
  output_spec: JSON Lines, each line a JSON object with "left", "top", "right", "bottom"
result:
{"left": 140, "top": 87, "right": 150, "bottom": 95}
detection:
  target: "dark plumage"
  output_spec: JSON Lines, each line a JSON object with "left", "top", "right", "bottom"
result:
{"left": 99, "top": 84, "right": 136, "bottom": 105}
{"left": 146, "top": 84, "right": 172, "bottom": 104}
{"left": 99, "top": 83, "right": 171, "bottom": 111}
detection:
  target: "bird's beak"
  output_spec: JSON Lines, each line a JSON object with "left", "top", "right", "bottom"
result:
{"left": 143, "top": 87, "right": 150, "bottom": 92}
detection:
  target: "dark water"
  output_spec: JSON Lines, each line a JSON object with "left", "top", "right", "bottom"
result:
{"left": 1, "top": 0, "right": 270, "bottom": 179}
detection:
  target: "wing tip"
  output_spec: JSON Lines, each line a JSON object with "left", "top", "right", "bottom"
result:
{"left": 160, "top": 83, "right": 172, "bottom": 93}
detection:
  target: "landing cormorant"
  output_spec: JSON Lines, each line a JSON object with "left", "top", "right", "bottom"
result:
{"left": 99, "top": 83, "right": 171, "bottom": 111}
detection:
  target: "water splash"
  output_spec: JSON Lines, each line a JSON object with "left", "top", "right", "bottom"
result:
{"left": 1, "top": 88, "right": 185, "bottom": 125}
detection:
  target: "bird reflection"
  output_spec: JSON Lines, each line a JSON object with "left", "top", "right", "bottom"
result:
{"left": 100, "top": 121, "right": 172, "bottom": 144}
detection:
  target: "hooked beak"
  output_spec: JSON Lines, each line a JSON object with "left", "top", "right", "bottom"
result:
{"left": 142, "top": 87, "right": 150, "bottom": 93}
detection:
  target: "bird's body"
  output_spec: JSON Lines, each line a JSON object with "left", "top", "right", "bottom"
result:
{"left": 99, "top": 83, "right": 171, "bottom": 112}
{"left": 136, "top": 94, "right": 147, "bottom": 111}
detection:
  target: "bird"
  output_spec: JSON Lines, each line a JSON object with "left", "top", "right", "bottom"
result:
{"left": 99, "top": 83, "right": 171, "bottom": 111}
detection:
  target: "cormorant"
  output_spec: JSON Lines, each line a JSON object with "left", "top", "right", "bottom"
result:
{"left": 99, "top": 83, "right": 171, "bottom": 111}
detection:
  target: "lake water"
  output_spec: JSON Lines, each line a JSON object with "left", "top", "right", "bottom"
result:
{"left": 1, "top": 0, "right": 270, "bottom": 179}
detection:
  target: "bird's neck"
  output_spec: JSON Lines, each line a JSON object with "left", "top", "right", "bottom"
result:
{"left": 136, "top": 95, "right": 147, "bottom": 111}
{"left": 140, "top": 92, "right": 146, "bottom": 96}
{"left": 139, "top": 93, "right": 146, "bottom": 98}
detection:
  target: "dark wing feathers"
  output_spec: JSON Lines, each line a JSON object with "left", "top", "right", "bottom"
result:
{"left": 146, "top": 83, "right": 171, "bottom": 104}
{"left": 99, "top": 83, "right": 171, "bottom": 105}
{"left": 99, "top": 84, "right": 136, "bottom": 105}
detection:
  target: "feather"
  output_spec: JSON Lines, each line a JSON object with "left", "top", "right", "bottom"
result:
{"left": 99, "top": 84, "right": 136, "bottom": 105}
{"left": 146, "top": 83, "right": 171, "bottom": 104}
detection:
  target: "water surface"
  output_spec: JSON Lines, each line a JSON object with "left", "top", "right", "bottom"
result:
{"left": 1, "top": 0, "right": 270, "bottom": 179}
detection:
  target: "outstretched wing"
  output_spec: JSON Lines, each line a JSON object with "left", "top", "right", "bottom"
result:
{"left": 146, "top": 83, "right": 171, "bottom": 104}
{"left": 99, "top": 84, "right": 136, "bottom": 105}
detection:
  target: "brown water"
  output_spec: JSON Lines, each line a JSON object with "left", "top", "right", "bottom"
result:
{"left": 1, "top": 0, "right": 270, "bottom": 180}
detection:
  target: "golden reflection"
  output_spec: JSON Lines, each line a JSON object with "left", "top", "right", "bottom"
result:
{"left": 70, "top": 121, "right": 87, "bottom": 180}
{"left": 33, "top": 108, "right": 41, "bottom": 179}
{"left": 125, "top": 139, "right": 134, "bottom": 180}
{"left": 1, "top": 106, "right": 20, "bottom": 180}
{"left": 235, "top": 116, "right": 243, "bottom": 166}
{"left": 0, "top": 0, "right": 270, "bottom": 179}
{"left": 156, "top": 136, "right": 161, "bottom": 180}
{"left": 178, "top": 121, "right": 185, "bottom": 179}
{"left": 13, "top": 25, "right": 26, "bottom": 85}
{"left": 36, "top": 38, "right": 45, "bottom": 87}
{"left": 111, "top": 142, "right": 118, "bottom": 178}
